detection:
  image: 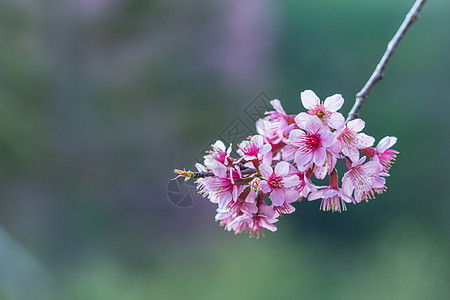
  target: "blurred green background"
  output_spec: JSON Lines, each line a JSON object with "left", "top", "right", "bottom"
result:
{"left": 0, "top": 0, "right": 449, "bottom": 299}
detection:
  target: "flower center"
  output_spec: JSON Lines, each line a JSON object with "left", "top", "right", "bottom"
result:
{"left": 308, "top": 104, "right": 327, "bottom": 119}
{"left": 338, "top": 128, "right": 356, "bottom": 145}
{"left": 268, "top": 174, "right": 283, "bottom": 189}
{"left": 302, "top": 133, "right": 321, "bottom": 151}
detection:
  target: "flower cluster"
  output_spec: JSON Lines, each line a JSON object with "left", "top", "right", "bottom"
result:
{"left": 175, "top": 90, "right": 398, "bottom": 238}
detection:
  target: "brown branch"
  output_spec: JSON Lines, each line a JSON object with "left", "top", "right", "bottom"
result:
{"left": 346, "top": 0, "right": 427, "bottom": 123}
{"left": 174, "top": 167, "right": 257, "bottom": 179}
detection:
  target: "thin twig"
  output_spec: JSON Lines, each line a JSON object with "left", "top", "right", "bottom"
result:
{"left": 346, "top": 0, "right": 427, "bottom": 123}
{"left": 174, "top": 167, "right": 257, "bottom": 179}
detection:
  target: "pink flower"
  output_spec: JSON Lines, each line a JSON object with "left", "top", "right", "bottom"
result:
{"left": 204, "top": 140, "right": 232, "bottom": 176}
{"left": 205, "top": 140, "right": 231, "bottom": 165}
{"left": 342, "top": 157, "right": 386, "bottom": 203}
{"left": 259, "top": 161, "right": 300, "bottom": 206}
{"left": 237, "top": 135, "right": 272, "bottom": 161}
{"left": 197, "top": 167, "right": 245, "bottom": 209}
{"left": 270, "top": 190, "right": 299, "bottom": 214}
{"left": 313, "top": 150, "right": 338, "bottom": 180}
{"left": 361, "top": 136, "right": 399, "bottom": 173}
{"left": 308, "top": 170, "right": 354, "bottom": 212}
{"left": 335, "top": 119, "right": 375, "bottom": 162}
{"left": 294, "top": 90, "right": 345, "bottom": 129}
{"left": 228, "top": 212, "right": 278, "bottom": 238}
{"left": 226, "top": 189, "right": 259, "bottom": 215}
{"left": 256, "top": 99, "right": 289, "bottom": 145}
{"left": 289, "top": 116, "right": 334, "bottom": 171}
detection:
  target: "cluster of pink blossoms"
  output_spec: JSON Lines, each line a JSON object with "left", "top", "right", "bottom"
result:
{"left": 181, "top": 90, "right": 398, "bottom": 238}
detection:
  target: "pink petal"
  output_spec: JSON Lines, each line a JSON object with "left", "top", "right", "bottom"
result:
{"left": 242, "top": 203, "right": 258, "bottom": 214}
{"left": 354, "top": 189, "right": 363, "bottom": 203}
{"left": 294, "top": 112, "right": 310, "bottom": 129}
{"left": 347, "top": 119, "right": 365, "bottom": 132}
{"left": 213, "top": 140, "right": 226, "bottom": 151}
{"left": 259, "top": 218, "right": 277, "bottom": 232}
{"left": 284, "top": 175, "right": 300, "bottom": 187}
{"left": 252, "top": 135, "right": 264, "bottom": 147}
{"left": 364, "top": 160, "right": 382, "bottom": 173}
{"left": 323, "top": 188, "right": 339, "bottom": 198}
{"left": 270, "top": 99, "right": 285, "bottom": 114}
{"left": 211, "top": 163, "right": 227, "bottom": 177}
{"left": 301, "top": 90, "right": 320, "bottom": 109}
{"left": 356, "top": 133, "right": 375, "bottom": 148}
{"left": 275, "top": 161, "right": 289, "bottom": 176}
{"left": 256, "top": 119, "right": 268, "bottom": 136}
{"left": 377, "top": 136, "right": 397, "bottom": 153}
{"left": 259, "top": 163, "right": 273, "bottom": 179}
{"left": 342, "top": 175, "right": 354, "bottom": 196}
{"left": 313, "top": 164, "right": 327, "bottom": 180}
{"left": 282, "top": 203, "right": 296, "bottom": 214}
{"left": 373, "top": 176, "right": 386, "bottom": 188}
{"left": 353, "top": 156, "right": 367, "bottom": 167}
{"left": 195, "top": 163, "right": 207, "bottom": 172}
{"left": 259, "top": 144, "right": 272, "bottom": 155}
{"left": 295, "top": 151, "right": 313, "bottom": 167}
{"left": 306, "top": 115, "right": 324, "bottom": 133}
{"left": 341, "top": 194, "right": 355, "bottom": 204}
{"left": 281, "top": 144, "right": 297, "bottom": 161}
{"left": 342, "top": 146, "right": 360, "bottom": 163}
{"left": 284, "top": 190, "right": 300, "bottom": 203}
{"left": 218, "top": 193, "right": 232, "bottom": 209}
{"left": 327, "top": 112, "right": 345, "bottom": 129}
{"left": 320, "top": 129, "right": 334, "bottom": 147}
{"left": 313, "top": 147, "right": 327, "bottom": 166}
{"left": 259, "top": 181, "right": 271, "bottom": 193}
{"left": 260, "top": 203, "right": 277, "bottom": 219}
{"left": 289, "top": 129, "right": 306, "bottom": 145}
{"left": 324, "top": 94, "right": 344, "bottom": 112}
{"left": 270, "top": 189, "right": 285, "bottom": 206}
{"left": 308, "top": 190, "right": 323, "bottom": 201}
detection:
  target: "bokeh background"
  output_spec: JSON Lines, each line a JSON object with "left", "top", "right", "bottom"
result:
{"left": 0, "top": 0, "right": 449, "bottom": 299}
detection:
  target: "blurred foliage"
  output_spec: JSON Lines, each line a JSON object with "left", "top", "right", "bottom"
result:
{"left": 0, "top": 0, "right": 448, "bottom": 299}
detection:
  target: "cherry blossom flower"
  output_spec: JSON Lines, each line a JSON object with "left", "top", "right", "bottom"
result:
{"left": 203, "top": 140, "right": 232, "bottom": 176}
{"left": 342, "top": 157, "right": 386, "bottom": 203}
{"left": 256, "top": 99, "right": 290, "bottom": 145}
{"left": 361, "top": 136, "right": 399, "bottom": 173}
{"left": 226, "top": 189, "right": 259, "bottom": 215}
{"left": 335, "top": 119, "right": 375, "bottom": 162}
{"left": 313, "top": 148, "right": 339, "bottom": 180}
{"left": 205, "top": 140, "right": 231, "bottom": 165}
{"left": 308, "top": 170, "right": 355, "bottom": 212}
{"left": 228, "top": 212, "right": 278, "bottom": 238}
{"left": 197, "top": 167, "right": 245, "bottom": 209}
{"left": 289, "top": 116, "right": 334, "bottom": 171}
{"left": 259, "top": 161, "right": 300, "bottom": 206}
{"left": 237, "top": 135, "right": 272, "bottom": 161}
{"left": 294, "top": 90, "right": 345, "bottom": 129}
{"left": 269, "top": 190, "right": 299, "bottom": 215}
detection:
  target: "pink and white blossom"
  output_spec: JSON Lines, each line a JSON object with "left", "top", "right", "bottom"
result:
{"left": 294, "top": 90, "right": 345, "bottom": 129}
{"left": 259, "top": 161, "right": 300, "bottom": 207}
{"left": 226, "top": 189, "right": 259, "bottom": 215}
{"left": 228, "top": 212, "right": 278, "bottom": 238}
{"left": 342, "top": 157, "right": 386, "bottom": 203}
{"left": 289, "top": 116, "right": 334, "bottom": 171}
{"left": 197, "top": 167, "right": 245, "bottom": 209}
{"left": 237, "top": 135, "right": 272, "bottom": 161}
{"left": 335, "top": 119, "right": 375, "bottom": 162}
{"left": 308, "top": 170, "right": 355, "bottom": 212}
{"left": 361, "top": 136, "right": 399, "bottom": 173}
{"left": 256, "top": 99, "right": 290, "bottom": 145}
